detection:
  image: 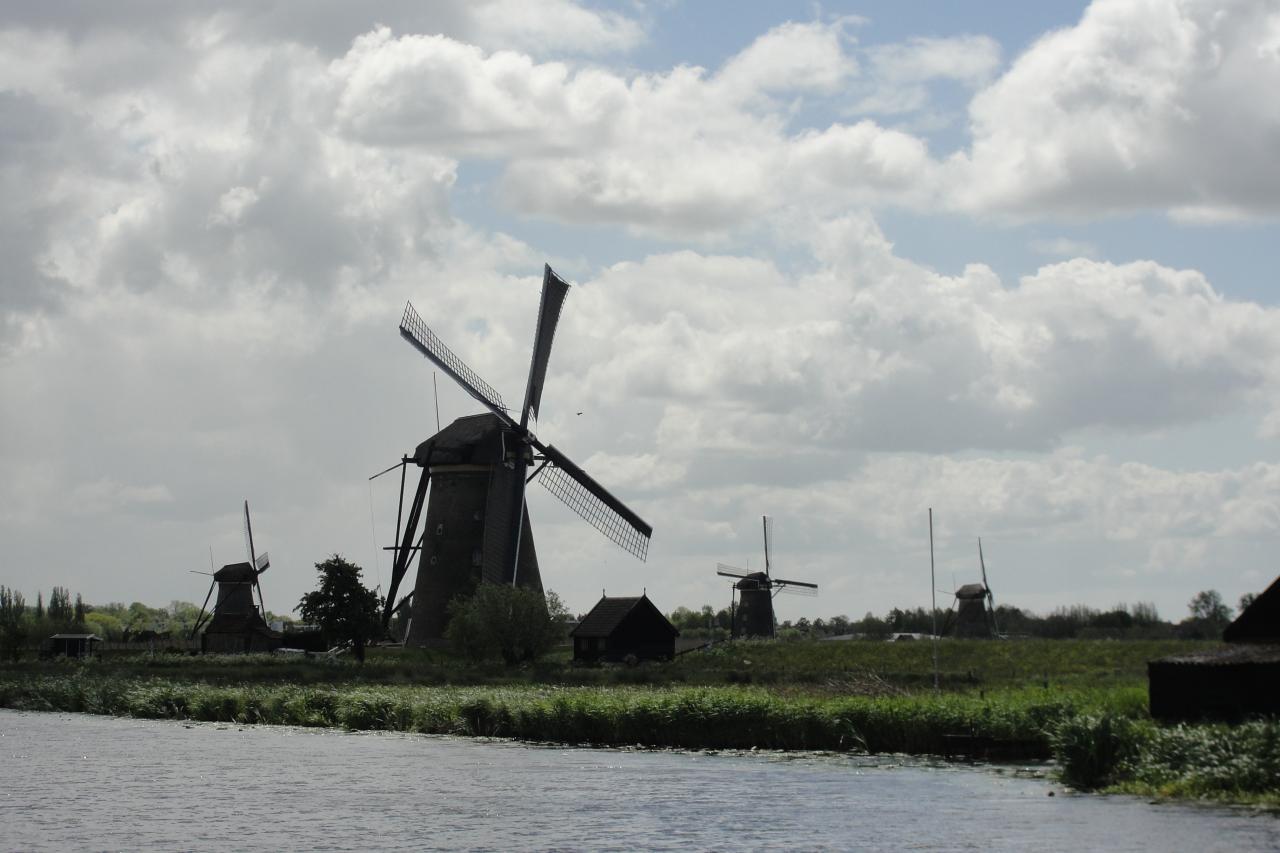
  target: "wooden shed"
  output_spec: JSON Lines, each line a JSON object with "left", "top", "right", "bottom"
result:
{"left": 1149, "top": 574, "right": 1280, "bottom": 721}
{"left": 43, "top": 633, "right": 102, "bottom": 660}
{"left": 570, "top": 594, "right": 678, "bottom": 663}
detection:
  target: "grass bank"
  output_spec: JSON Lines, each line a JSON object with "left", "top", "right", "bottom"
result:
{"left": 3, "top": 638, "right": 1275, "bottom": 804}
{"left": 1053, "top": 713, "right": 1280, "bottom": 806}
{"left": 0, "top": 674, "right": 1141, "bottom": 756}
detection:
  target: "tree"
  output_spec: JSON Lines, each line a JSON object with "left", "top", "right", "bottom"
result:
{"left": 296, "top": 555, "right": 382, "bottom": 662}
{"left": 1188, "top": 589, "right": 1232, "bottom": 624}
{"left": 48, "top": 586, "right": 72, "bottom": 624}
{"left": 0, "top": 586, "right": 27, "bottom": 661}
{"left": 1180, "top": 589, "right": 1233, "bottom": 639}
{"left": 444, "top": 583, "right": 568, "bottom": 664}
{"left": 1239, "top": 592, "right": 1258, "bottom": 613}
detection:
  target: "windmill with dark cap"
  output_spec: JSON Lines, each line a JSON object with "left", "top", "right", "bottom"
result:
{"left": 190, "top": 501, "right": 281, "bottom": 653}
{"left": 940, "top": 538, "right": 1000, "bottom": 639}
{"left": 717, "top": 516, "right": 818, "bottom": 638}
{"left": 373, "top": 264, "right": 653, "bottom": 645}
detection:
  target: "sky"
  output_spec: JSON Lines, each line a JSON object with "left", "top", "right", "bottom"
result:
{"left": 3, "top": 0, "right": 1280, "bottom": 625}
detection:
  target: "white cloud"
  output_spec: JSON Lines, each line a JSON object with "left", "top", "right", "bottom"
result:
{"left": 855, "top": 34, "right": 1001, "bottom": 115}
{"left": 715, "top": 20, "right": 859, "bottom": 99}
{"left": 955, "top": 0, "right": 1280, "bottom": 218}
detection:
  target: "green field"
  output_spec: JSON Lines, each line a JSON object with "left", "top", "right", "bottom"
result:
{"left": 2, "top": 638, "right": 1275, "bottom": 804}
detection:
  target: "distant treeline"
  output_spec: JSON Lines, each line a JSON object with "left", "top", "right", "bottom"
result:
{"left": 0, "top": 586, "right": 299, "bottom": 658}
{"left": 669, "top": 589, "right": 1248, "bottom": 642}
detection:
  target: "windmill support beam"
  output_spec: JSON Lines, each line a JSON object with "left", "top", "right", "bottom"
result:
{"left": 382, "top": 464, "right": 430, "bottom": 628}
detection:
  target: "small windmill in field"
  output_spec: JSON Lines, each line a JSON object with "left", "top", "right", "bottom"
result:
{"left": 190, "top": 501, "right": 281, "bottom": 653}
{"left": 374, "top": 264, "right": 653, "bottom": 645}
{"left": 717, "top": 516, "right": 818, "bottom": 638}
{"left": 940, "top": 538, "right": 1000, "bottom": 639}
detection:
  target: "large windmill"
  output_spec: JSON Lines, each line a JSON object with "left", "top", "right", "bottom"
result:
{"left": 190, "top": 501, "right": 281, "bottom": 653}
{"left": 941, "top": 538, "right": 1000, "bottom": 639}
{"left": 377, "top": 264, "right": 653, "bottom": 645}
{"left": 717, "top": 516, "right": 817, "bottom": 638}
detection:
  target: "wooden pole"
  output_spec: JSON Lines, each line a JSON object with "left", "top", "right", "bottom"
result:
{"left": 930, "top": 507, "right": 939, "bottom": 693}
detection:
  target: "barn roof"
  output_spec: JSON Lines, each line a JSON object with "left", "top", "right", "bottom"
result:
{"left": 570, "top": 594, "right": 678, "bottom": 638}
{"left": 1151, "top": 645, "right": 1280, "bottom": 667}
{"left": 49, "top": 633, "right": 100, "bottom": 640}
{"left": 1224, "top": 574, "right": 1280, "bottom": 643}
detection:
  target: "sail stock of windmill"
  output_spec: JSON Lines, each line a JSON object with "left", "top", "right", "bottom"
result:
{"left": 372, "top": 264, "right": 653, "bottom": 645}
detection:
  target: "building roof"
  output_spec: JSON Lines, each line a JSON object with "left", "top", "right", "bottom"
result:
{"left": 1224, "top": 574, "right": 1280, "bottom": 643}
{"left": 955, "top": 583, "right": 988, "bottom": 600}
{"left": 49, "top": 633, "right": 101, "bottom": 640}
{"left": 1151, "top": 645, "right": 1280, "bottom": 667}
{"left": 570, "top": 594, "right": 678, "bottom": 639}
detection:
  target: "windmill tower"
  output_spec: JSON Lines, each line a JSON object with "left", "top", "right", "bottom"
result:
{"left": 190, "top": 501, "right": 281, "bottom": 653}
{"left": 717, "top": 516, "right": 818, "bottom": 638}
{"left": 942, "top": 538, "right": 1000, "bottom": 639}
{"left": 378, "top": 264, "right": 653, "bottom": 645}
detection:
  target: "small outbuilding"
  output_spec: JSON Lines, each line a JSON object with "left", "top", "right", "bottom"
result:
{"left": 43, "top": 634, "right": 102, "bottom": 659}
{"left": 1149, "top": 575, "right": 1280, "bottom": 721}
{"left": 570, "top": 594, "right": 678, "bottom": 663}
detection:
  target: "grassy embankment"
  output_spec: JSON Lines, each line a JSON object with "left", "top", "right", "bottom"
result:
{"left": 1, "top": 638, "right": 1275, "bottom": 803}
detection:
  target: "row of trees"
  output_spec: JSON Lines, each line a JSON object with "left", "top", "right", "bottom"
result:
{"left": 296, "top": 555, "right": 568, "bottom": 664}
{"left": 669, "top": 590, "right": 1254, "bottom": 641}
{"left": 1, "top": 585, "right": 90, "bottom": 660}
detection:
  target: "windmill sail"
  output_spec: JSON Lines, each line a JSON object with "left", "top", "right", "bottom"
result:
{"left": 762, "top": 515, "right": 773, "bottom": 577}
{"left": 521, "top": 265, "right": 571, "bottom": 424}
{"left": 534, "top": 442, "right": 651, "bottom": 561}
{"left": 400, "top": 302, "right": 510, "bottom": 421}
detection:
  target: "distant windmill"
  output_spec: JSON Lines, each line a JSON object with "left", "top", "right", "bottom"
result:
{"left": 717, "top": 516, "right": 817, "bottom": 638}
{"left": 375, "top": 264, "right": 653, "bottom": 645}
{"left": 190, "top": 501, "right": 280, "bottom": 653}
{"left": 940, "top": 538, "right": 1000, "bottom": 639}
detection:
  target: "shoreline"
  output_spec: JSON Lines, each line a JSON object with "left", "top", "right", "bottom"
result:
{"left": 3, "top": 672, "right": 1277, "bottom": 806}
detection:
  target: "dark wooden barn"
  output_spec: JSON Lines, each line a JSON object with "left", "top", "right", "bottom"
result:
{"left": 1149, "top": 575, "right": 1280, "bottom": 721}
{"left": 42, "top": 633, "right": 101, "bottom": 659}
{"left": 570, "top": 594, "right": 678, "bottom": 663}
{"left": 1224, "top": 575, "right": 1280, "bottom": 643}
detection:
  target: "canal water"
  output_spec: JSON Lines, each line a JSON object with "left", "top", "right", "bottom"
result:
{"left": 2, "top": 709, "right": 1276, "bottom": 851}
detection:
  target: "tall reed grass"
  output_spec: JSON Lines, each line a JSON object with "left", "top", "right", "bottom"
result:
{"left": 0, "top": 675, "right": 1139, "bottom": 756}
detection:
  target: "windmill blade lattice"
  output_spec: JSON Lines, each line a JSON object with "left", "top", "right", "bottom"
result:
{"left": 400, "top": 302, "right": 510, "bottom": 420}
{"left": 536, "top": 451, "right": 651, "bottom": 561}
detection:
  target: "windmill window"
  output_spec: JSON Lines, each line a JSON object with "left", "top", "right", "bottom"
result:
{"left": 471, "top": 548, "right": 482, "bottom": 567}
{"left": 436, "top": 523, "right": 444, "bottom": 536}
{"left": 430, "top": 556, "right": 438, "bottom": 566}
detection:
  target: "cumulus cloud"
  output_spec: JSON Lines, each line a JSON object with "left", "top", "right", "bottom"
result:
{"left": 546, "top": 215, "right": 1280, "bottom": 460}
{"left": 3, "top": 2, "right": 1279, "bottom": 619}
{"left": 955, "top": 0, "right": 1280, "bottom": 218}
